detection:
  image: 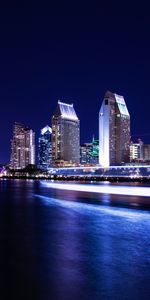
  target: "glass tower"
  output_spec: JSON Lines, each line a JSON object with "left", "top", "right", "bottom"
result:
{"left": 99, "top": 91, "right": 130, "bottom": 167}
{"left": 10, "top": 122, "right": 35, "bottom": 169}
{"left": 38, "top": 125, "right": 52, "bottom": 170}
{"left": 52, "top": 100, "right": 80, "bottom": 166}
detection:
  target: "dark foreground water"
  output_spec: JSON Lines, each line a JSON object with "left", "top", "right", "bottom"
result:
{"left": 0, "top": 179, "right": 150, "bottom": 300}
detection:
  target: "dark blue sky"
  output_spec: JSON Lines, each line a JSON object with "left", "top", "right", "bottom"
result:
{"left": 0, "top": 1, "right": 150, "bottom": 163}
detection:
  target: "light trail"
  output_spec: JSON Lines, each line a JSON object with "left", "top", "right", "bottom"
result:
{"left": 41, "top": 182, "right": 150, "bottom": 197}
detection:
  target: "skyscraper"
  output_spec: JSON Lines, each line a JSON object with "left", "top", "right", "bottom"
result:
{"left": 99, "top": 91, "right": 130, "bottom": 167}
{"left": 52, "top": 100, "right": 80, "bottom": 166}
{"left": 10, "top": 122, "right": 35, "bottom": 169}
{"left": 38, "top": 125, "right": 52, "bottom": 170}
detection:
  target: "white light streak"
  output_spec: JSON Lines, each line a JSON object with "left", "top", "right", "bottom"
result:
{"left": 41, "top": 182, "right": 150, "bottom": 197}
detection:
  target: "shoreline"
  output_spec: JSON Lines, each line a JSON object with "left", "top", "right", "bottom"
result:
{"left": 1, "top": 175, "right": 150, "bottom": 183}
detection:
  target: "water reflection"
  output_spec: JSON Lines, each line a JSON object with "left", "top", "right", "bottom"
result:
{"left": 35, "top": 192, "right": 150, "bottom": 300}
{"left": 40, "top": 180, "right": 150, "bottom": 208}
{"left": 0, "top": 179, "right": 150, "bottom": 300}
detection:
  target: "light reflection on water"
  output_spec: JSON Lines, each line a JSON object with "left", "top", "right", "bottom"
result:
{"left": 0, "top": 179, "right": 150, "bottom": 300}
{"left": 35, "top": 194, "right": 150, "bottom": 222}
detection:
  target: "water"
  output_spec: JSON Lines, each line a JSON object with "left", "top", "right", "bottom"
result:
{"left": 0, "top": 179, "right": 150, "bottom": 300}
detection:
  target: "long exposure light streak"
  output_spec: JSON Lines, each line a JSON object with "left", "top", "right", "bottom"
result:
{"left": 41, "top": 182, "right": 150, "bottom": 197}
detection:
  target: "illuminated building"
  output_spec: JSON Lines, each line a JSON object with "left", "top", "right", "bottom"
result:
{"left": 10, "top": 122, "right": 35, "bottom": 169}
{"left": 130, "top": 139, "right": 143, "bottom": 162}
{"left": 80, "top": 137, "right": 99, "bottom": 165}
{"left": 99, "top": 91, "right": 130, "bottom": 167}
{"left": 38, "top": 125, "right": 52, "bottom": 170}
{"left": 80, "top": 143, "right": 92, "bottom": 165}
{"left": 91, "top": 137, "right": 99, "bottom": 164}
{"left": 52, "top": 100, "right": 80, "bottom": 166}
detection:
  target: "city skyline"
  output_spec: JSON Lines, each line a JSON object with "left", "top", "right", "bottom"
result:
{"left": 1, "top": 2, "right": 150, "bottom": 163}
{"left": 1, "top": 91, "right": 150, "bottom": 165}
{"left": 1, "top": 3, "right": 150, "bottom": 300}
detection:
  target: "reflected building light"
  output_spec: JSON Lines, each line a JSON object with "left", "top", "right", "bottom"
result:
{"left": 36, "top": 194, "right": 150, "bottom": 221}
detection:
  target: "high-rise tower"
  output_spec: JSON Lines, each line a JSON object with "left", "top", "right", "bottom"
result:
{"left": 52, "top": 100, "right": 80, "bottom": 166}
{"left": 99, "top": 91, "right": 130, "bottom": 167}
{"left": 38, "top": 125, "right": 52, "bottom": 170}
{"left": 10, "top": 122, "right": 35, "bottom": 169}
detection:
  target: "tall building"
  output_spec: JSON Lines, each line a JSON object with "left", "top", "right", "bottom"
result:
{"left": 10, "top": 122, "right": 35, "bottom": 169}
{"left": 52, "top": 100, "right": 80, "bottom": 166}
{"left": 99, "top": 91, "right": 130, "bottom": 167}
{"left": 38, "top": 125, "right": 52, "bottom": 170}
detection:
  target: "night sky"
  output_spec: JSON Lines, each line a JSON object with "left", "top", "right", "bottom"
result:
{"left": 1, "top": 1, "right": 150, "bottom": 164}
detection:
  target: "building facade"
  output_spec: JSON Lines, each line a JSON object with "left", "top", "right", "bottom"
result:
{"left": 52, "top": 100, "right": 80, "bottom": 166}
{"left": 130, "top": 139, "right": 143, "bottom": 162}
{"left": 10, "top": 122, "right": 35, "bottom": 169}
{"left": 91, "top": 137, "right": 99, "bottom": 164}
{"left": 80, "top": 143, "right": 92, "bottom": 165}
{"left": 38, "top": 125, "right": 52, "bottom": 170}
{"left": 99, "top": 91, "right": 130, "bottom": 167}
{"left": 80, "top": 137, "right": 99, "bottom": 165}
{"left": 143, "top": 144, "right": 150, "bottom": 162}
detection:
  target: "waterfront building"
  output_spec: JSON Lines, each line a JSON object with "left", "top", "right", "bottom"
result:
{"left": 99, "top": 91, "right": 130, "bottom": 167}
{"left": 80, "top": 143, "right": 92, "bottom": 165}
{"left": 143, "top": 144, "right": 150, "bottom": 162}
{"left": 10, "top": 122, "right": 35, "bottom": 169}
{"left": 52, "top": 100, "right": 80, "bottom": 166}
{"left": 91, "top": 137, "right": 99, "bottom": 164}
{"left": 80, "top": 137, "right": 99, "bottom": 165}
{"left": 130, "top": 139, "right": 143, "bottom": 162}
{"left": 38, "top": 125, "right": 52, "bottom": 170}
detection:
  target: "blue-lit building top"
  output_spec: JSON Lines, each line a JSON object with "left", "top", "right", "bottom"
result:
{"left": 38, "top": 125, "right": 52, "bottom": 170}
